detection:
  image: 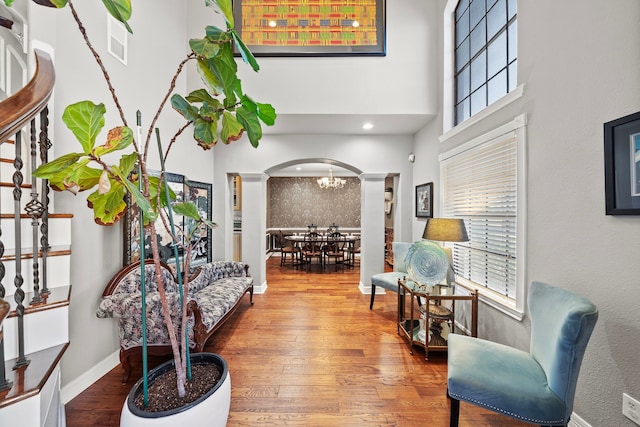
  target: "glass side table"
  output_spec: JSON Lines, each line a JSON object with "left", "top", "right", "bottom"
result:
{"left": 397, "top": 277, "right": 478, "bottom": 360}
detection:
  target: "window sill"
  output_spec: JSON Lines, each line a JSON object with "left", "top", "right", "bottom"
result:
{"left": 440, "top": 84, "right": 526, "bottom": 143}
{"left": 455, "top": 278, "right": 524, "bottom": 322}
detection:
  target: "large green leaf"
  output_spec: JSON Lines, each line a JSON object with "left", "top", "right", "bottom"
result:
{"left": 235, "top": 106, "right": 262, "bottom": 148}
{"left": 208, "top": 0, "right": 234, "bottom": 28}
{"left": 33, "top": 152, "right": 83, "bottom": 179}
{"left": 193, "top": 117, "right": 218, "bottom": 149}
{"left": 66, "top": 162, "right": 102, "bottom": 192}
{"left": 172, "top": 201, "right": 200, "bottom": 221}
{"left": 205, "top": 26, "right": 228, "bottom": 42}
{"left": 119, "top": 152, "right": 139, "bottom": 178}
{"left": 231, "top": 29, "right": 259, "bottom": 72}
{"left": 196, "top": 58, "right": 222, "bottom": 96}
{"left": 197, "top": 45, "right": 239, "bottom": 101}
{"left": 44, "top": 163, "right": 102, "bottom": 193}
{"left": 256, "top": 102, "right": 277, "bottom": 126}
{"left": 186, "top": 89, "right": 219, "bottom": 107}
{"left": 87, "top": 182, "right": 127, "bottom": 225}
{"left": 220, "top": 112, "right": 243, "bottom": 144}
{"left": 93, "top": 126, "right": 133, "bottom": 157}
{"left": 189, "top": 37, "right": 220, "bottom": 59}
{"left": 101, "top": 0, "right": 133, "bottom": 33}
{"left": 62, "top": 101, "right": 106, "bottom": 154}
{"left": 25, "top": 0, "right": 66, "bottom": 6}
{"left": 171, "top": 94, "right": 200, "bottom": 122}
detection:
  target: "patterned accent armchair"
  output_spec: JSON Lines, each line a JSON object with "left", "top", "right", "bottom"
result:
{"left": 447, "top": 281, "right": 598, "bottom": 427}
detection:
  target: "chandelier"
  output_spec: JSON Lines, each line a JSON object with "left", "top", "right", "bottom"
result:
{"left": 317, "top": 167, "right": 346, "bottom": 189}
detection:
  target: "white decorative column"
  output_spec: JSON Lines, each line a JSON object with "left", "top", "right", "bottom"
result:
{"left": 358, "top": 173, "right": 387, "bottom": 294}
{"left": 239, "top": 173, "right": 268, "bottom": 293}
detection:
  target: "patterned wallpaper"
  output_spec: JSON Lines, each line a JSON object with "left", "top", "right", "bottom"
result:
{"left": 268, "top": 177, "right": 361, "bottom": 228}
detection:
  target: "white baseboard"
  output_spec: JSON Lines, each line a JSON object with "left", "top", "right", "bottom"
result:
{"left": 254, "top": 279, "right": 267, "bottom": 294}
{"left": 60, "top": 350, "right": 120, "bottom": 404}
{"left": 569, "top": 412, "right": 592, "bottom": 427}
{"left": 359, "top": 282, "right": 386, "bottom": 294}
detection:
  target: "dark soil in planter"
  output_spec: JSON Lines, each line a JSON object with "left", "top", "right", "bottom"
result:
{"left": 134, "top": 364, "right": 221, "bottom": 412}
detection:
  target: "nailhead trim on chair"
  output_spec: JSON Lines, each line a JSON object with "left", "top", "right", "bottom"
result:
{"left": 448, "top": 391, "right": 565, "bottom": 425}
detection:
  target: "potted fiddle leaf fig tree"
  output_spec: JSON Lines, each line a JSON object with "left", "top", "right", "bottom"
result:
{"left": 18, "top": 0, "right": 275, "bottom": 423}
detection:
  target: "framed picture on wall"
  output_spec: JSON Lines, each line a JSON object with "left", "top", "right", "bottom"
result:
{"left": 185, "top": 180, "right": 213, "bottom": 265}
{"left": 123, "top": 171, "right": 186, "bottom": 266}
{"left": 415, "top": 182, "right": 433, "bottom": 218}
{"left": 232, "top": 0, "right": 386, "bottom": 57}
{"left": 604, "top": 111, "right": 640, "bottom": 215}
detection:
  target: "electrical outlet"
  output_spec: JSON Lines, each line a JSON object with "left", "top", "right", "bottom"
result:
{"left": 623, "top": 393, "right": 640, "bottom": 425}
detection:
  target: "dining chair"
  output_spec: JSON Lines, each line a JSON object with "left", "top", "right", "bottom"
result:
{"left": 369, "top": 241, "right": 412, "bottom": 309}
{"left": 323, "top": 231, "right": 347, "bottom": 271}
{"left": 276, "top": 230, "right": 298, "bottom": 267}
{"left": 301, "top": 231, "right": 323, "bottom": 272}
{"left": 345, "top": 233, "right": 360, "bottom": 268}
{"left": 447, "top": 281, "right": 598, "bottom": 427}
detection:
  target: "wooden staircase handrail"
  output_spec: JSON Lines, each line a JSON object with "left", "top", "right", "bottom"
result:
{"left": 0, "top": 49, "right": 55, "bottom": 143}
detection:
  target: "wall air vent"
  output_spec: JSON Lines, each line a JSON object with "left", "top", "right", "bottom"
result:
{"left": 107, "top": 13, "right": 127, "bottom": 65}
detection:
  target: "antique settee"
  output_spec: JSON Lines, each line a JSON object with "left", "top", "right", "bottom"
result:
{"left": 97, "top": 260, "right": 253, "bottom": 382}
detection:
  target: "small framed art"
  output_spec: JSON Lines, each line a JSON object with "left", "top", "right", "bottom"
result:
{"left": 604, "top": 111, "right": 640, "bottom": 215}
{"left": 415, "top": 182, "right": 433, "bottom": 218}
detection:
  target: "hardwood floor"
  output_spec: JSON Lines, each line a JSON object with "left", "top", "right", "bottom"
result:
{"left": 65, "top": 256, "right": 528, "bottom": 426}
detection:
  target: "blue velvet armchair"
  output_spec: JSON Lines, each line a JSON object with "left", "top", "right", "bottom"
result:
{"left": 369, "top": 242, "right": 412, "bottom": 309}
{"left": 447, "top": 281, "right": 598, "bottom": 427}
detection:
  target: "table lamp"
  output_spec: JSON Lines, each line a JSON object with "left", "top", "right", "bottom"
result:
{"left": 422, "top": 218, "right": 468, "bottom": 284}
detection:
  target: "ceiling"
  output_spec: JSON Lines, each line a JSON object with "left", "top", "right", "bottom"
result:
{"left": 262, "top": 113, "right": 435, "bottom": 136}
{"left": 261, "top": 114, "right": 434, "bottom": 176}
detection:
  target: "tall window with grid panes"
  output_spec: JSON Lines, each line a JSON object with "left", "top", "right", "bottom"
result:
{"left": 454, "top": 0, "right": 517, "bottom": 125}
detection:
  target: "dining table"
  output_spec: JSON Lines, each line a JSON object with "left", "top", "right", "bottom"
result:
{"left": 284, "top": 234, "right": 360, "bottom": 270}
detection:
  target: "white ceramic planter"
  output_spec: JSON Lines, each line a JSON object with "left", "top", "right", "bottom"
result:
{"left": 120, "top": 353, "right": 230, "bottom": 427}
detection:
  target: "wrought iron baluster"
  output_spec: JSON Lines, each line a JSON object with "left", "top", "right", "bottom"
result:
{"left": 26, "top": 118, "right": 44, "bottom": 305}
{"left": 38, "top": 107, "right": 51, "bottom": 295}
{"left": 0, "top": 162, "right": 8, "bottom": 390}
{"left": 0, "top": 298, "right": 11, "bottom": 391}
{"left": 13, "top": 130, "right": 29, "bottom": 368}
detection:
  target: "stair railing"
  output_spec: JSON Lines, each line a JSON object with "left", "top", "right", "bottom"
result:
{"left": 0, "top": 48, "right": 55, "bottom": 371}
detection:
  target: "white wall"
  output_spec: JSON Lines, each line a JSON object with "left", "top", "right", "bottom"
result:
{"left": 414, "top": 1, "right": 640, "bottom": 425}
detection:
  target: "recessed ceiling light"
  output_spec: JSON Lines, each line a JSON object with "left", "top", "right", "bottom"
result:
{"left": 352, "top": 20, "right": 360, "bottom": 28}
{"left": 362, "top": 122, "right": 374, "bottom": 130}
{"left": 269, "top": 20, "right": 277, "bottom": 27}
{"left": 296, "top": 167, "right": 302, "bottom": 171}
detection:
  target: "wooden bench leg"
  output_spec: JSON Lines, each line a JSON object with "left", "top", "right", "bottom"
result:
{"left": 120, "top": 349, "right": 132, "bottom": 383}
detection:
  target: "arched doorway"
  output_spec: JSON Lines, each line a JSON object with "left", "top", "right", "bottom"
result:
{"left": 235, "top": 159, "right": 387, "bottom": 297}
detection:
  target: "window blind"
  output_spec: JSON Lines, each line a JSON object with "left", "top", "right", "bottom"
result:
{"left": 442, "top": 133, "right": 517, "bottom": 299}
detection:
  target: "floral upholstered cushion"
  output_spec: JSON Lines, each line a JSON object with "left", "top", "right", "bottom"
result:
{"left": 113, "top": 263, "right": 180, "bottom": 294}
{"left": 191, "top": 277, "right": 253, "bottom": 330}
{"left": 189, "top": 261, "right": 248, "bottom": 293}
